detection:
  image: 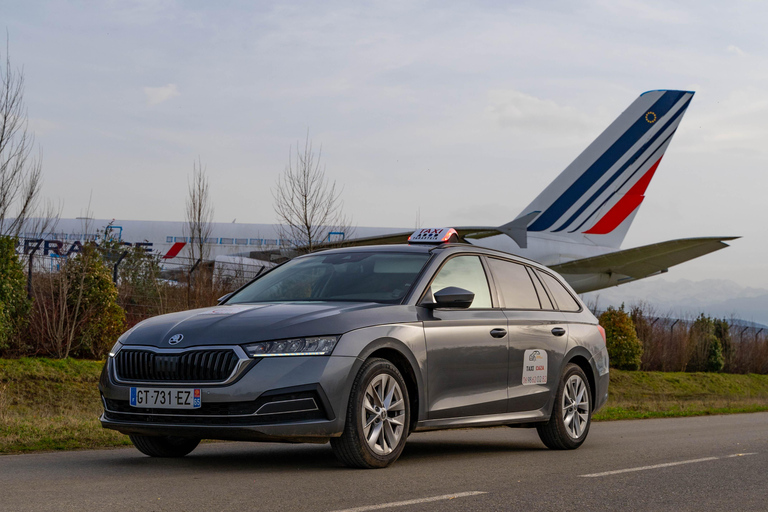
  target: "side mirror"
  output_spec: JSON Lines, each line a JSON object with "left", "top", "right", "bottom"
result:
{"left": 424, "top": 286, "right": 475, "bottom": 309}
{"left": 217, "top": 292, "right": 233, "bottom": 304}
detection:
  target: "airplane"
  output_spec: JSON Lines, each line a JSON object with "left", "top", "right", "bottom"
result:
{"left": 16, "top": 90, "right": 736, "bottom": 294}
{"left": 304, "top": 89, "right": 738, "bottom": 293}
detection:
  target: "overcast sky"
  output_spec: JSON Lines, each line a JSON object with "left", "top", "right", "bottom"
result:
{"left": 5, "top": 0, "right": 768, "bottom": 287}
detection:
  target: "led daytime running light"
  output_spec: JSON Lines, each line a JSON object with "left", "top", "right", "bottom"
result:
{"left": 108, "top": 341, "right": 123, "bottom": 358}
{"left": 244, "top": 336, "right": 338, "bottom": 358}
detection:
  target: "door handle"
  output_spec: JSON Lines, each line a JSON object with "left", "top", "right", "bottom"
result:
{"left": 490, "top": 328, "right": 507, "bottom": 338}
{"left": 551, "top": 327, "right": 566, "bottom": 337}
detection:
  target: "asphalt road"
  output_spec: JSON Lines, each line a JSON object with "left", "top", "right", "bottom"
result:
{"left": 1, "top": 413, "right": 766, "bottom": 512}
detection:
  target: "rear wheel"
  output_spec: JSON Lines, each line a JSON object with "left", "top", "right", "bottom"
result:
{"left": 331, "top": 358, "right": 410, "bottom": 469}
{"left": 129, "top": 434, "right": 200, "bottom": 457}
{"left": 537, "top": 363, "right": 592, "bottom": 450}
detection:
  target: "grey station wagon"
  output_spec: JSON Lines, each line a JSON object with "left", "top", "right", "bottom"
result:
{"left": 100, "top": 230, "right": 609, "bottom": 468}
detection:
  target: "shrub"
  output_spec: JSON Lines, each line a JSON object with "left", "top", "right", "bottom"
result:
{"left": 714, "top": 319, "right": 732, "bottom": 372}
{"left": 0, "top": 236, "right": 31, "bottom": 354}
{"left": 28, "top": 243, "right": 126, "bottom": 359}
{"left": 688, "top": 314, "right": 724, "bottom": 373}
{"left": 600, "top": 305, "right": 643, "bottom": 370}
{"left": 65, "top": 244, "right": 126, "bottom": 358}
{"left": 103, "top": 241, "right": 165, "bottom": 323}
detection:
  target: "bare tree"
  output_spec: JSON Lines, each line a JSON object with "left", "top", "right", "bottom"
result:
{"left": 273, "top": 133, "right": 352, "bottom": 252}
{"left": 0, "top": 36, "right": 48, "bottom": 237}
{"left": 184, "top": 157, "right": 214, "bottom": 264}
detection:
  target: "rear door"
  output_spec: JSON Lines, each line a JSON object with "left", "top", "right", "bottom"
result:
{"left": 421, "top": 255, "right": 509, "bottom": 419}
{"left": 485, "top": 258, "right": 569, "bottom": 413}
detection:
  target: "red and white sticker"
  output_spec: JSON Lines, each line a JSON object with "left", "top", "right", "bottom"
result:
{"left": 522, "top": 349, "right": 547, "bottom": 385}
{"left": 408, "top": 228, "right": 457, "bottom": 243}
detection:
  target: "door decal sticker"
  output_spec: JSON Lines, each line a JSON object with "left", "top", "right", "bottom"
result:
{"left": 523, "top": 350, "right": 547, "bottom": 385}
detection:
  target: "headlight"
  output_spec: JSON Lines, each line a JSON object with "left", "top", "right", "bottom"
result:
{"left": 108, "top": 341, "right": 123, "bottom": 358}
{"left": 243, "top": 336, "right": 338, "bottom": 358}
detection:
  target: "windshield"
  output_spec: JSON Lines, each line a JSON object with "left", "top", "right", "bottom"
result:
{"left": 226, "top": 252, "right": 431, "bottom": 304}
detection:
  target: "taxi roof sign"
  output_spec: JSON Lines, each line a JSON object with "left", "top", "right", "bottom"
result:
{"left": 408, "top": 228, "right": 459, "bottom": 244}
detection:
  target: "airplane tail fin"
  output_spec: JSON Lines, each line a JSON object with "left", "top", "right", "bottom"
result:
{"left": 513, "top": 90, "right": 694, "bottom": 249}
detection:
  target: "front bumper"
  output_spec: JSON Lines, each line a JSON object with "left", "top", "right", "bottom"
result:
{"left": 99, "top": 351, "right": 362, "bottom": 441}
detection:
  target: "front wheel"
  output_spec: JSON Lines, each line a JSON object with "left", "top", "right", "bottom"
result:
{"left": 537, "top": 363, "right": 592, "bottom": 450}
{"left": 129, "top": 434, "right": 200, "bottom": 457}
{"left": 331, "top": 358, "right": 410, "bottom": 469}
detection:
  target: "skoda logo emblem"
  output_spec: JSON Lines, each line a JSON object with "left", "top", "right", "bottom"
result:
{"left": 168, "top": 334, "right": 184, "bottom": 345}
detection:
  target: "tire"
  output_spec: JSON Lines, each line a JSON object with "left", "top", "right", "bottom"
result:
{"left": 331, "top": 358, "right": 410, "bottom": 469}
{"left": 129, "top": 434, "right": 200, "bottom": 458}
{"left": 537, "top": 363, "right": 592, "bottom": 450}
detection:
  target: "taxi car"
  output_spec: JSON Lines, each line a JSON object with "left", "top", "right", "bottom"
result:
{"left": 100, "top": 228, "right": 609, "bottom": 468}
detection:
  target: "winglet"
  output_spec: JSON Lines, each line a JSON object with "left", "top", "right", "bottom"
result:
{"left": 498, "top": 211, "right": 540, "bottom": 249}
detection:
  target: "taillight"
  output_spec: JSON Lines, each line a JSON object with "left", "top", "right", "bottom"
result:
{"left": 597, "top": 325, "right": 606, "bottom": 343}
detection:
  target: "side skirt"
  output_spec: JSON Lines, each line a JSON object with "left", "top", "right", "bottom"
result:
{"left": 413, "top": 409, "right": 548, "bottom": 432}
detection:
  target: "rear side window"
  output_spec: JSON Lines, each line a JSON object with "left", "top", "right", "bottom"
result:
{"left": 536, "top": 270, "right": 581, "bottom": 312}
{"left": 487, "top": 258, "right": 540, "bottom": 309}
{"left": 429, "top": 255, "right": 492, "bottom": 309}
{"left": 527, "top": 267, "right": 554, "bottom": 310}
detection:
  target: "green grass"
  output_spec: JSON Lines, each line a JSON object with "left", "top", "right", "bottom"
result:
{"left": 1, "top": 359, "right": 768, "bottom": 454}
{"left": 593, "top": 369, "right": 768, "bottom": 421}
{"left": 0, "top": 358, "right": 131, "bottom": 454}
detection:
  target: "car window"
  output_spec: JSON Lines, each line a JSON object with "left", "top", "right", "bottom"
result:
{"left": 227, "top": 252, "right": 431, "bottom": 304}
{"left": 487, "top": 258, "right": 540, "bottom": 309}
{"left": 527, "top": 267, "right": 554, "bottom": 310}
{"left": 429, "top": 255, "right": 492, "bottom": 309}
{"left": 537, "top": 270, "right": 581, "bottom": 312}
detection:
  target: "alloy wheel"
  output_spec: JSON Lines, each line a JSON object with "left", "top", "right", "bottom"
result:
{"left": 561, "top": 374, "right": 589, "bottom": 439}
{"left": 361, "top": 373, "right": 406, "bottom": 455}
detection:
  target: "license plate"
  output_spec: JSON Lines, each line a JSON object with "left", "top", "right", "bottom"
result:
{"left": 130, "top": 388, "right": 201, "bottom": 409}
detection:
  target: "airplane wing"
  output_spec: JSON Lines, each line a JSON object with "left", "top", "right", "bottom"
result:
{"left": 314, "top": 227, "right": 505, "bottom": 249}
{"left": 549, "top": 237, "right": 739, "bottom": 279}
{"left": 240, "top": 226, "right": 507, "bottom": 264}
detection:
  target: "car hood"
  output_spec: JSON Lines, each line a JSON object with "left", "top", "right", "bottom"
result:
{"left": 119, "top": 302, "right": 419, "bottom": 349}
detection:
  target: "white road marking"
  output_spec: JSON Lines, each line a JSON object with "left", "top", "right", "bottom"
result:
{"left": 580, "top": 453, "right": 758, "bottom": 478}
{"left": 328, "top": 491, "right": 487, "bottom": 512}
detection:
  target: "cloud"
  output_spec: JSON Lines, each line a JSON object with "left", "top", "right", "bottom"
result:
{"left": 594, "top": 0, "right": 689, "bottom": 24}
{"left": 485, "top": 89, "right": 597, "bottom": 134}
{"left": 143, "top": 84, "right": 180, "bottom": 105}
{"left": 27, "top": 118, "right": 59, "bottom": 135}
{"left": 727, "top": 44, "right": 745, "bottom": 56}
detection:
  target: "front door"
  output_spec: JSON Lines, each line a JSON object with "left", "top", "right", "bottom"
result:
{"left": 422, "top": 255, "right": 509, "bottom": 419}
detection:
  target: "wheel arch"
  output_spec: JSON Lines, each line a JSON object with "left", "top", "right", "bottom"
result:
{"left": 563, "top": 347, "right": 598, "bottom": 411}
{"left": 351, "top": 336, "right": 424, "bottom": 432}
{"left": 366, "top": 346, "right": 420, "bottom": 432}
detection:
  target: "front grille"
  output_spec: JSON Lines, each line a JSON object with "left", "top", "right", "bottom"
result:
{"left": 115, "top": 349, "right": 240, "bottom": 382}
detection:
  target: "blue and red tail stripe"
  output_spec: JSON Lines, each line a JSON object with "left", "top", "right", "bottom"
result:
{"left": 527, "top": 90, "right": 692, "bottom": 234}
{"left": 567, "top": 124, "right": 681, "bottom": 234}
{"left": 584, "top": 156, "right": 662, "bottom": 234}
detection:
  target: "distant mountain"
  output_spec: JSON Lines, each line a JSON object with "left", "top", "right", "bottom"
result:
{"left": 581, "top": 278, "right": 768, "bottom": 327}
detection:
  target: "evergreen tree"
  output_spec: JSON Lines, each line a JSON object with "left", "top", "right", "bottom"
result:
{"left": 688, "top": 314, "right": 724, "bottom": 372}
{"left": 714, "top": 319, "right": 732, "bottom": 372}
{"left": 599, "top": 305, "right": 643, "bottom": 370}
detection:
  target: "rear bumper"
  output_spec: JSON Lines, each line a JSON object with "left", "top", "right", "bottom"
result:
{"left": 99, "top": 352, "right": 362, "bottom": 441}
{"left": 593, "top": 370, "right": 610, "bottom": 412}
